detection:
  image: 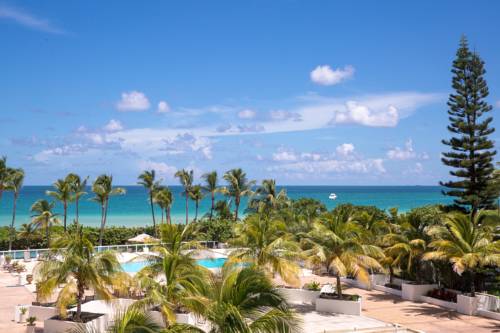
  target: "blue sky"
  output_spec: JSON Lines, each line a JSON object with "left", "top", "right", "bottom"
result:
{"left": 1, "top": 0, "right": 500, "bottom": 185}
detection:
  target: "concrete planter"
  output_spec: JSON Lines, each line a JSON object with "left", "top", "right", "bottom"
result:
{"left": 401, "top": 283, "right": 437, "bottom": 302}
{"left": 420, "top": 296, "right": 457, "bottom": 310}
{"left": 14, "top": 305, "right": 29, "bottom": 323}
{"left": 477, "top": 309, "right": 500, "bottom": 320}
{"left": 373, "top": 284, "right": 402, "bottom": 297}
{"left": 457, "top": 294, "right": 478, "bottom": 316}
{"left": 340, "top": 277, "right": 371, "bottom": 290}
{"left": 28, "top": 305, "right": 58, "bottom": 321}
{"left": 315, "top": 297, "right": 362, "bottom": 315}
{"left": 148, "top": 311, "right": 196, "bottom": 327}
{"left": 26, "top": 325, "right": 36, "bottom": 333}
{"left": 44, "top": 313, "right": 108, "bottom": 333}
{"left": 370, "top": 274, "right": 388, "bottom": 286}
{"left": 278, "top": 288, "right": 321, "bottom": 305}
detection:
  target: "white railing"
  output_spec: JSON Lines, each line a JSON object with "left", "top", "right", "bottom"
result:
{"left": 322, "top": 324, "right": 423, "bottom": 333}
{"left": 0, "top": 240, "right": 222, "bottom": 260}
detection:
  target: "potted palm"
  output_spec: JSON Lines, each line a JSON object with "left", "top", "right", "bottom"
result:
{"left": 423, "top": 212, "right": 500, "bottom": 315}
{"left": 34, "top": 225, "right": 121, "bottom": 333}
{"left": 26, "top": 316, "right": 36, "bottom": 333}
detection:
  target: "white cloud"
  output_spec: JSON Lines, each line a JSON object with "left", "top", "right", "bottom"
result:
{"left": 33, "top": 144, "right": 87, "bottom": 163}
{"left": 103, "top": 119, "right": 123, "bottom": 132}
{"left": 272, "top": 148, "right": 298, "bottom": 162}
{"left": 158, "top": 101, "right": 170, "bottom": 113}
{"left": 269, "top": 110, "right": 301, "bottom": 121}
{"left": 163, "top": 133, "right": 213, "bottom": 159}
{"left": 334, "top": 102, "right": 399, "bottom": 127}
{"left": 496, "top": 101, "right": 500, "bottom": 109}
{"left": 310, "top": 65, "right": 354, "bottom": 86}
{"left": 238, "top": 109, "right": 256, "bottom": 119}
{"left": 270, "top": 158, "right": 385, "bottom": 174}
{"left": 0, "top": 4, "right": 65, "bottom": 34}
{"left": 336, "top": 143, "right": 355, "bottom": 157}
{"left": 138, "top": 160, "right": 177, "bottom": 179}
{"left": 116, "top": 91, "right": 150, "bottom": 111}
{"left": 300, "top": 152, "right": 321, "bottom": 161}
{"left": 386, "top": 139, "right": 429, "bottom": 161}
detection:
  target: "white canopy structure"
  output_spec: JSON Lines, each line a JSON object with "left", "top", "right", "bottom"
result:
{"left": 127, "top": 233, "right": 159, "bottom": 243}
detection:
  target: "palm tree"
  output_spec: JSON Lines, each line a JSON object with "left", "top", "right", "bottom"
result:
{"left": 46, "top": 178, "right": 73, "bottom": 231}
{"left": 138, "top": 170, "right": 161, "bottom": 234}
{"left": 223, "top": 168, "right": 255, "bottom": 221}
{"left": 18, "top": 223, "right": 38, "bottom": 249}
{"left": 0, "top": 156, "right": 8, "bottom": 203}
{"left": 189, "top": 185, "right": 204, "bottom": 222}
{"left": 175, "top": 169, "right": 193, "bottom": 224}
{"left": 91, "top": 175, "right": 126, "bottom": 246}
{"left": 132, "top": 224, "right": 207, "bottom": 326}
{"left": 34, "top": 225, "right": 121, "bottom": 321}
{"left": 214, "top": 200, "right": 232, "bottom": 219}
{"left": 7, "top": 168, "right": 24, "bottom": 251}
{"left": 230, "top": 207, "right": 301, "bottom": 286}
{"left": 423, "top": 211, "right": 500, "bottom": 296}
{"left": 251, "top": 179, "right": 288, "bottom": 210}
{"left": 199, "top": 265, "right": 300, "bottom": 333}
{"left": 382, "top": 207, "right": 439, "bottom": 282}
{"left": 30, "top": 199, "right": 59, "bottom": 248}
{"left": 65, "top": 173, "right": 88, "bottom": 224}
{"left": 303, "top": 211, "right": 383, "bottom": 298}
{"left": 202, "top": 171, "right": 219, "bottom": 220}
{"left": 153, "top": 186, "right": 174, "bottom": 224}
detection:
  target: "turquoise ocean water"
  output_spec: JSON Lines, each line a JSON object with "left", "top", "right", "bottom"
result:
{"left": 0, "top": 186, "right": 452, "bottom": 228}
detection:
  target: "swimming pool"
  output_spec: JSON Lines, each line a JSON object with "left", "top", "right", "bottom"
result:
{"left": 121, "top": 257, "right": 227, "bottom": 273}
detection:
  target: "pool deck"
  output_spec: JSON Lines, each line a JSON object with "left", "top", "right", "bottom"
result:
{"left": 1, "top": 256, "right": 499, "bottom": 333}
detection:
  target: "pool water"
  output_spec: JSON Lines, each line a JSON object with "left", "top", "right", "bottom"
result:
{"left": 121, "top": 257, "right": 227, "bottom": 273}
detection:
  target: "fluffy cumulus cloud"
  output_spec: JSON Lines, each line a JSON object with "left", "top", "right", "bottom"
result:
{"left": 310, "top": 65, "right": 354, "bottom": 86}
{"left": 138, "top": 160, "right": 177, "bottom": 178}
{"left": 269, "top": 145, "right": 385, "bottom": 175}
{"left": 116, "top": 91, "right": 150, "bottom": 111}
{"left": 103, "top": 119, "right": 123, "bottom": 132}
{"left": 334, "top": 101, "right": 399, "bottom": 127}
{"left": 272, "top": 148, "right": 298, "bottom": 161}
{"left": 238, "top": 109, "right": 256, "bottom": 119}
{"left": 157, "top": 101, "right": 170, "bottom": 113}
{"left": 336, "top": 143, "right": 355, "bottom": 157}
{"left": 163, "top": 133, "right": 213, "bottom": 159}
{"left": 496, "top": 101, "right": 500, "bottom": 109}
{"left": 386, "top": 139, "right": 429, "bottom": 160}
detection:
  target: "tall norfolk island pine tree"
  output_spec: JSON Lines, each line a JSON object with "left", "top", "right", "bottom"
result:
{"left": 441, "top": 36, "right": 497, "bottom": 216}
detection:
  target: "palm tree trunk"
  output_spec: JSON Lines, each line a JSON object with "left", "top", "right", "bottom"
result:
{"left": 470, "top": 271, "right": 476, "bottom": 296}
{"left": 336, "top": 274, "right": 343, "bottom": 299}
{"left": 150, "top": 191, "right": 156, "bottom": 236}
{"left": 167, "top": 207, "right": 171, "bottom": 225}
{"left": 63, "top": 201, "right": 67, "bottom": 231}
{"left": 161, "top": 209, "right": 164, "bottom": 224}
{"left": 389, "top": 266, "right": 394, "bottom": 284}
{"left": 185, "top": 192, "right": 189, "bottom": 224}
{"left": 75, "top": 197, "right": 80, "bottom": 224}
{"left": 234, "top": 196, "right": 240, "bottom": 221}
{"left": 8, "top": 193, "right": 18, "bottom": 251}
{"left": 210, "top": 192, "right": 215, "bottom": 220}
{"left": 99, "top": 203, "right": 105, "bottom": 246}
{"left": 46, "top": 218, "right": 51, "bottom": 248}
{"left": 195, "top": 201, "right": 199, "bottom": 221}
{"left": 76, "top": 280, "right": 84, "bottom": 322}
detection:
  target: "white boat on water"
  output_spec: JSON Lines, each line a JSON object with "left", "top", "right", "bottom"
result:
{"left": 329, "top": 193, "right": 337, "bottom": 200}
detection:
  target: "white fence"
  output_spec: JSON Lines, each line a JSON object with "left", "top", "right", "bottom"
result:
{"left": 0, "top": 241, "right": 222, "bottom": 260}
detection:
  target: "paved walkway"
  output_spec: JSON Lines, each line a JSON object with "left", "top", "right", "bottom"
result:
{"left": 344, "top": 285, "right": 500, "bottom": 333}
{"left": 0, "top": 271, "right": 37, "bottom": 333}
